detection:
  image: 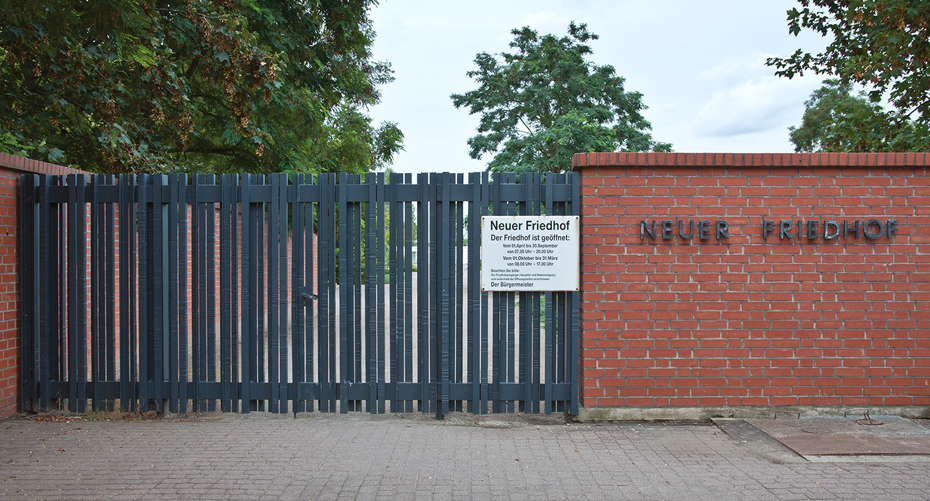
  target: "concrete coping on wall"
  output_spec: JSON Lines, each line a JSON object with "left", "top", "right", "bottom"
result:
{"left": 571, "top": 152, "right": 930, "bottom": 169}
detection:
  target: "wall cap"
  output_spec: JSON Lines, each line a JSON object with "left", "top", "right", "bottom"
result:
{"left": 571, "top": 152, "right": 930, "bottom": 169}
{"left": 0, "top": 153, "right": 89, "bottom": 176}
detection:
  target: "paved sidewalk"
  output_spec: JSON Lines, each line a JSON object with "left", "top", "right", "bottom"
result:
{"left": 2, "top": 412, "right": 929, "bottom": 500}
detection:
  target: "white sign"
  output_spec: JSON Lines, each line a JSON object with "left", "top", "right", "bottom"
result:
{"left": 481, "top": 215, "right": 580, "bottom": 291}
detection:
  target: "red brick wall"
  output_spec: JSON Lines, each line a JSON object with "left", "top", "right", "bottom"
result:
{"left": 0, "top": 153, "right": 87, "bottom": 418}
{"left": 574, "top": 152, "right": 930, "bottom": 416}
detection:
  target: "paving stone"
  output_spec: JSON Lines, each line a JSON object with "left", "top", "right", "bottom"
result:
{"left": 1, "top": 413, "right": 929, "bottom": 499}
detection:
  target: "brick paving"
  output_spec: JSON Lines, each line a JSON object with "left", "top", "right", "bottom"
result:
{"left": 1, "top": 412, "right": 929, "bottom": 500}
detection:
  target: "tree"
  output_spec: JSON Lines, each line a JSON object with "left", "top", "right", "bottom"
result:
{"left": 0, "top": 0, "right": 403, "bottom": 173}
{"left": 451, "top": 22, "right": 671, "bottom": 174}
{"left": 296, "top": 104, "right": 405, "bottom": 174}
{"left": 789, "top": 78, "right": 924, "bottom": 151}
{"left": 767, "top": 0, "right": 930, "bottom": 152}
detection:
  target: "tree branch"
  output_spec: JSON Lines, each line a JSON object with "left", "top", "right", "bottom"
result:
{"left": 904, "top": 98, "right": 930, "bottom": 119}
{"left": 186, "top": 58, "right": 200, "bottom": 80}
{"left": 168, "top": 146, "right": 241, "bottom": 155}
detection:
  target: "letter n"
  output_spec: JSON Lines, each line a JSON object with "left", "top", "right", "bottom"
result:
{"left": 640, "top": 220, "right": 656, "bottom": 240}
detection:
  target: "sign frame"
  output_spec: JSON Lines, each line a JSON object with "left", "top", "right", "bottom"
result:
{"left": 480, "top": 215, "right": 580, "bottom": 292}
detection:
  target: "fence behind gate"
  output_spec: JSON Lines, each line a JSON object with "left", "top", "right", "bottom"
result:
{"left": 20, "top": 172, "right": 579, "bottom": 418}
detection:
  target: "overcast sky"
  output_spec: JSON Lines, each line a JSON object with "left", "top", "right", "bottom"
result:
{"left": 367, "top": 0, "right": 830, "bottom": 174}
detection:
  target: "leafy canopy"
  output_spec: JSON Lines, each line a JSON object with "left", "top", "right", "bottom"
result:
{"left": 767, "top": 0, "right": 930, "bottom": 151}
{"left": 0, "top": 0, "right": 403, "bottom": 173}
{"left": 790, "top": 78, "right": 926, "bottom": 151}
{"left": 451, "top": 22, "right": 671, "bottom": 174}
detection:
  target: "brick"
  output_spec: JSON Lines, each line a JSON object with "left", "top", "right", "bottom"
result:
{"left": 579, "top": 157, "right": 930, "bottom": 411}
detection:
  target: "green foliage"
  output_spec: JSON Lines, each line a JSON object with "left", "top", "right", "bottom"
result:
{"left": 0, "top": 0, "right": 403, "bottom": 173}
{"left": 768, "top": 0, "right": 930, "bottom": 152}
{"left": 451, "top": 22, "right": 671, "bottom": 174}
{"left": 0, "top": 128, "right": 68, "bottom": 162}
{"left": 790, "top": 79, "right": 927, "bottom": 152}
{"left": 295, "top": 105, "right": 404, "bottom": 174}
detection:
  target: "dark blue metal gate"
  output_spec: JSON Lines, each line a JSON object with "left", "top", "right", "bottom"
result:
{"left": 19, "top": 172, "right": 579, "bottom": 418}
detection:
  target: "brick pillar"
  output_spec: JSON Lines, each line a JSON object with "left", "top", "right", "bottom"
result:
{"left": 573, "top": 152, "right": 930, "bottom": 420}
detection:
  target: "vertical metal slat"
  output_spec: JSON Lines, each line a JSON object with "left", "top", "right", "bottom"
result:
{"left": 19, "top": 175, "right": 38, "bottom": 413}
{"left": 167, "top": 174, "right": 180, "bottom": 413}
